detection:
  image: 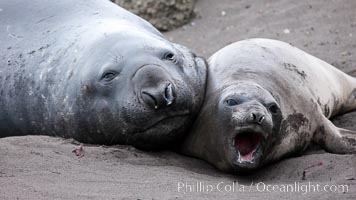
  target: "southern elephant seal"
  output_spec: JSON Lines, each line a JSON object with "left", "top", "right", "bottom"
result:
{"left": 180, "top": 38, "right": 356, "bottom": 173}
{"left": 0, "top": 0, "right": 207, "bottom": 150}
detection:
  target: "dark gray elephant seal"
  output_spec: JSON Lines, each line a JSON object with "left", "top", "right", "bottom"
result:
{"left": 0, "top": 0, "right": 207, "bottom": 150}
{"left": 180, "top": 38, "right": 356, "bottom": 173}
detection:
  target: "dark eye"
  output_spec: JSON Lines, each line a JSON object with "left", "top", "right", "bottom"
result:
{"left": 268, "top": 103, "right": 279, "bottom": 114}
{"left": 225, "top": 98, "right": 239, "bottom": 106}
{"left": 101, "top": 71, "right": 117, "bottom": 82}
{"left": 164, "top": 52, "right": 176, "bottom": 62}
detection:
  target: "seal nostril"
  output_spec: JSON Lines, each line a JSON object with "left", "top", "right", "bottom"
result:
{"left": 250, "top": 112, "right": 265, "bottom": 124}
{"left": 164, "top": 83, "right": 175, "bottom": 106}
{"left": 141, "top": 82, "right": 175, "bottom": 110}
{"left": 258, "top": 115, "right": 265, "bottom": 124}
{"left": 142, "top": 91, "right": 158, "bottom": 109}
{"left": 251, "top": 113, "right": 256, "bottom": 121}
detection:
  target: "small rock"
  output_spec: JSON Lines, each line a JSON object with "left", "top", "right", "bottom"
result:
{"left": 221, "top": 10, "right": 226, "bottom": 16}
{"left": 72, "top": 145, "right": 84, "bottom": 158}
{"left": 340, "top": 51, "right": 351, "bottom": 56}
{"left": 302, "top": 170, "right": 306, "bottom": 180}
{"left": 283, "top": 29, "right": 290, "bottom": 34}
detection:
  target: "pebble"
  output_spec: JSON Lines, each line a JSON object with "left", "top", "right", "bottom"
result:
{"left": 283, "top": 29, "right": 290, "bottom": 34}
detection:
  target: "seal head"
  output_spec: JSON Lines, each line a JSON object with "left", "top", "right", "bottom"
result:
{"left": 217, "top": 83, "right": 282, "bottom": 172}
{"left": 76, "top": 29, "right": 207, "bottom": 150}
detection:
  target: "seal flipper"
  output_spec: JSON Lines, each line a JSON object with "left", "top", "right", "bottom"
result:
{"left": 313, "top": 116, "right": 356, "bottom": 154}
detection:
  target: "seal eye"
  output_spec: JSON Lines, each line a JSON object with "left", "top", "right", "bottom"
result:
{"left": 225, "top": 98, "right": 239, "bottom": 106}
{"left": 101, "top": 71, "right": 117, "bottom": 82}
{"left": 268, "top": 103, "right": 279, "bottom": 114}
{"left": 163, "top": 52, "right": 176, "bottom": 62}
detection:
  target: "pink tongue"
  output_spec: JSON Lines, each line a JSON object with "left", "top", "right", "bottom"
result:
{"left": 240, "top": 151, "right": 254, "bottom": 161}
{"left": 235, "top": 133, "right": 261, "bottom": 160}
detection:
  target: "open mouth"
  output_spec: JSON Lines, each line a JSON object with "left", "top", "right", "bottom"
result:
{"left": 234, "top": 132, "right": 263, "bottom": 163}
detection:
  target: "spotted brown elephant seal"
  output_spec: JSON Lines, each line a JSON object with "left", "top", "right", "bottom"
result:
{"left": 180, "top": 38, "right": 356, "bottom": 173}
{"left": 0, "top": 0, "right": 207, "bottom": 150}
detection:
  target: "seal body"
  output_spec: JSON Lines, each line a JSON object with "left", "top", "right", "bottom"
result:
{"left": 181, "top": 38, "right": 356, "bottom": 173}
{"left": 0, "top": 0, "right": 207, "bottom": 150}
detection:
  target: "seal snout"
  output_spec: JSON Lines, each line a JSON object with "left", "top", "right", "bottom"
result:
{"left": 134, "top": 64, "right": 177, "bottom": 110}
{"left": 141, "top": 82, "right": 176, "bottom": 110}
{"left": 248, "top": 111, "right": 266, "bottom": 125}
{"left": 237, "top": 103, "right": 272, "bottom": 130}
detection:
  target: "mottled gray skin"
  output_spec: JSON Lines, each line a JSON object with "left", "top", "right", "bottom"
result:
{"left": 0, "top": 0, "right": 207, "bottom": 150}
{"left": 181, "top": 38, "right": 356, "bottom": 173}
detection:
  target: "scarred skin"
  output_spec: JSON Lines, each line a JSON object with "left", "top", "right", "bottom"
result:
{"left": 180, "top": 38, "right": 356, "bottom": 173}
{"left": 0, "top": 0, "right": 207, "bottom": 150}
